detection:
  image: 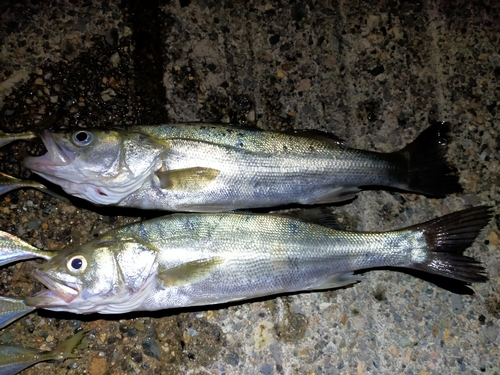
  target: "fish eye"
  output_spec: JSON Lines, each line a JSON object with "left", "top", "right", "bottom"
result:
{"left": 67, "top": 255, "right": 87, "bottom": 273}
{"left": 72, "top": 131, "right": 93, "bottom": 146}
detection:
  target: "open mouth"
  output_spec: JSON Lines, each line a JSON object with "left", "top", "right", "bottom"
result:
{"left": 31, "top": 268, "right": 79, "bottom": 303}
{"left": 23, "top": 131, "right": 76, "bottom": 169}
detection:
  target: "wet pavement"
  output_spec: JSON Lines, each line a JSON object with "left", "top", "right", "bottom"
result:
{"left": 0, "top": 0, "right": 499, "bottom": 374}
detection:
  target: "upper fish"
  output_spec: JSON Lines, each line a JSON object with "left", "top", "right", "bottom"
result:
{"left": 18, "top": 206, "right": 492, "bottom": 315}
{"left": 22, "top": 122, "right": 461, "bottom": 212}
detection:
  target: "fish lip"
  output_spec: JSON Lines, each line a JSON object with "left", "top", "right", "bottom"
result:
{"left": 24, "top": 131, "right": 76, "bottom": 169}
{"left": 32, "top": 268, "right": 79, "bottom": 303}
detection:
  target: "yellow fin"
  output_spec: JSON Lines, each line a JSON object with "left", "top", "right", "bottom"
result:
{"left": 158, "top": 258, "right": 223, "bottom": 286}
{"left": 155, "top": 167, "right": 220, "bottom": 191}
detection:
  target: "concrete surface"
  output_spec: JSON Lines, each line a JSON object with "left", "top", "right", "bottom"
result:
{"left": 0, "top": 0, "right": 499, "bottom": 374}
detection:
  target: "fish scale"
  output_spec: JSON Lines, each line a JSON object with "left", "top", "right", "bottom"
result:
{"left": 20, "top": 122, "right": 461, "bottom": 211}
{"left": 12, "top": 206, "right": 490, "bottom": 315}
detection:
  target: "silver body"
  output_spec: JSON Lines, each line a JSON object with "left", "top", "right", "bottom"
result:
{"left": 23, "top": 124, "right": 410, "bottom": 212}
{"left": 27, "top": 212, "right": 424, "bottom": 314}
{"left": 121, "top": 125, "right": 402, "bottom": 211}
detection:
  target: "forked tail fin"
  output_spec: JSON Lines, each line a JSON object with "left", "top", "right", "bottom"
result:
{"left": 397, "top": 121, "right": 462, "bottom": 196}
{"left": 407, "top": 206, "right": 493, "bottom": 283}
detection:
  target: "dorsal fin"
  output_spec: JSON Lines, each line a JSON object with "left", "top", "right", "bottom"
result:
{"left": 275, "top": 207, "right": 345, "bottom": 230}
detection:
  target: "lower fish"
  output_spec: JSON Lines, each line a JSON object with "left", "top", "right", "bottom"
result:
{"left": 0, "top": 331, "right": 84, "bottom": 375}
{"left": 14, "top": 206, "right": 492, "bottom": 315}
{"left": 22, "top": 121, "right": 461, "bottom": 211}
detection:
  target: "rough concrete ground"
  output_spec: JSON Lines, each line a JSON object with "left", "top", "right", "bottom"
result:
{"left": 0, "top": 0, "right": 499, "bottom": 374}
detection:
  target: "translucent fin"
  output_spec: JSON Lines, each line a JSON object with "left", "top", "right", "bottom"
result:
{"left": 299, "top": 186, "right": 360, "bottom": 205}
{"left": 309, "top": 272, "right": 363, "bottom": 291}
{"left": 277, "top": 207, "right": 345, "bottom": 230}
{"left": 52, "top": 330, "right": 85, "bottom": 360}
{"left": 406, "top": 206, "right": 493, "bottom": 283}
{"left": 0, "top": 230, "right": 56, "bottom": 267}
{"left": 0, "top": 296, "right": 35, "bottom": 330}
{"left": 0, "top": 172, "right": 70, "bottom": 203}
{"left": 396, "top": 121, "right": 462, "bottom": 196}
{"left": 155, "top": 167, "right": 220, "bottom": 191}
{"left": 0, "top": 130, "right": 37, "bottom": 148}
{"left": 158, "top": 257, "right": 224, "bottom": 286}
{"left": 0, "top": 331, "right": 83, "bottom": 375}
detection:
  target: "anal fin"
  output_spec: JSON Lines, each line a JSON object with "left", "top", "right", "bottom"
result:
{"left": 309, "top": 272, "right": 363, "bottom": 291}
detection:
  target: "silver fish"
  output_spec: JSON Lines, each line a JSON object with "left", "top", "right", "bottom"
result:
{"left": 0, "top": 331, "right": 84, "bottom": 375}
{"left": 0, "top": 172, "right": 69, "bottom": 203}
{"left": 0, "top": 230, "right": 56, "bottom": 268}
{"left": 22, "top": 206, "right": 491, "bottom": 315}
{"left": 22, "top": 122, "right": 461, "bottom": 212}
{"left": 0, "top": 131, "right": 36, "bottom": 148}
{"left": 0, "top": 297, "right": 35, "bottom": 330}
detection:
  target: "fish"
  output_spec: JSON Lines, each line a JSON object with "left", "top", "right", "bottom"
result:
{"left": 20, "top": 206, "right": 491, "bottom": 315}
{"left": 22, "top": 121, "right": 461, "bottom": 212}
{"left": 0, "top": 172, "right": 70, "bottom": 203}
{"left": 0, "top": 330, "right": 84, "bottom": 375}
{"left": 0, "top": 172, "right": 48, "bottom": 196}
{"left": 0, "top": 131, "right": 36, "bottom": 148}
{"left": 0, "top": 230, "right": 56, "bottom": 268}
{"left": 0, "top": 297, "right": 35, "bottom": 330}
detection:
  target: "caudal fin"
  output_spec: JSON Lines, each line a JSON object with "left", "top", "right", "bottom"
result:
{"left": 53, "top": 330, "right": 85, "bottom": 360}
{"left": 398, "top": 121, "right": 462, "bottom": 196}
{"left": 408, "top": 206, "right": 493, "bottom": 283}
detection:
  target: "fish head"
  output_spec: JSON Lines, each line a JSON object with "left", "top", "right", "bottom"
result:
{"left": 23, "top": 129, "right": 163, "bottom": 205}
{"left": 25, "top": 236, "right": 158, "bottom": 314}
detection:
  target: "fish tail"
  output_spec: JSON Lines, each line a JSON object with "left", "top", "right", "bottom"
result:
{"left": 53, "top": 330, "right": 86, "bottom": 360}
{"left": 397, "top": 121, "right": 462, "bottom": 196}
{"left": 407, "top": 206, "right": 493, "bottom": 283}
{"left": 0, "top": 296, "right": 36, "bottom": 330}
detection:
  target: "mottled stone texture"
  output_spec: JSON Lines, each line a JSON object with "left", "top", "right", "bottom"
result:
{"left": 0, "top": 0, "right": 499, "bottom": 374}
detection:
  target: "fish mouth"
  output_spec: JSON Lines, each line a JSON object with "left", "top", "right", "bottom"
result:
{"left": 23, "top": 131, "right": 76, "bottom": 170}
{"left": 30, "top": 268, "right": 79, "bottom": 304}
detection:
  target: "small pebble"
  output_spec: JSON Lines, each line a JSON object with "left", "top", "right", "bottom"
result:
{"left": 488, "top": 231, "right": 499, "bottom": 246}
{"left": 89, "top": 357, "right": 108, "bottom": 375}
{"left": 110, "top": 52, "right": 120, "bottom": 68}
{"left": 130, "top": 350, "right": 143, "bottom": 363}
{"left": 134, "top": 321, "right": 146, "bottom": 331}
{"left": 259, "top": 363, "right": 273, "bottom": 375}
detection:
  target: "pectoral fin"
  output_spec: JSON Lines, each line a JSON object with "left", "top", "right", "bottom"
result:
{"left": 155, "top": 167, "right": 220, "bottom": 191}
{"left": 158, "top": 257, "right": 224, "bottom": 286}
